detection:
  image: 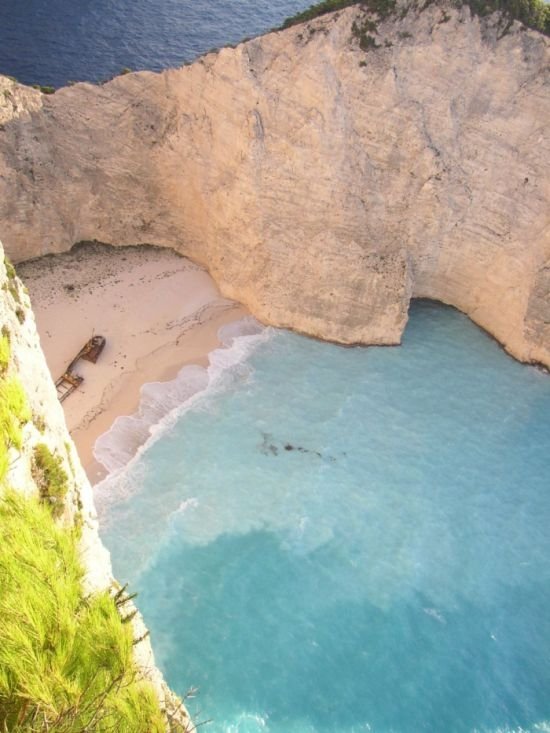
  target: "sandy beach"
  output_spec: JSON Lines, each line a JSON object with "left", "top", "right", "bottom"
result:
{"left": 18, "top": 242, "right": 247, "bottom": 483}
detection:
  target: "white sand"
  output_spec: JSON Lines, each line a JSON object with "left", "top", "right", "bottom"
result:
{"left": 18, "top": 243, "right": 247, "bottom": 482}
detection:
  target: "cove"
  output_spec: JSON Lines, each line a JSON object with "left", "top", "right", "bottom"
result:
{"left": 96, "top": 301, "right": 550, "bottom": 733}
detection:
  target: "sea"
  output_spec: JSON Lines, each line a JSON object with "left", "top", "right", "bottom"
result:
{"left": 94, "top": 302, "right": 550, "bottom": 733}
{"left": 0, "top": 0, "right": 310, "bottom": 88}
{"left": 2, "top": 5, "right": 549, "bottom": 733}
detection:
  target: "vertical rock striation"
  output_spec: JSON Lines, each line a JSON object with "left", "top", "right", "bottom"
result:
{"left": 0, "top": 1, "right": 548, "bottom": 366}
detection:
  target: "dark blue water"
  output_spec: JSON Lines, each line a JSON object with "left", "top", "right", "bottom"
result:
{"left": 0, "top": 0, "right": 311, "bottom": 88}
{"left": 97, "top": 303, "right": 550, "bottom": 733}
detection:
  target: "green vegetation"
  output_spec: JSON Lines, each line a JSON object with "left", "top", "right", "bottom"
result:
{"left": 0, "top": 331, "right": 10, "bottom": 375}
{"left": 281, "top": 0, "right": 549, "bottom": 35}
{"left": 281, "top": 0, "right": 396, "bottom": 29}
{"left": 64, "top": 441, "right": 76, "bottom": 478}
{"left": 352, "top": 16, "right": 381, "bottom": 47}
{"left": 32, "top": 84, "right": 56, "bottom": 94}
{"left": 0, "top": 331, "right": 28, "bottom": 483}
{"left": 32, "top": 443, "right": 70, "bottom": 518}
{"left": 281, "top": 0, "right": 357, "bottom": 28}
{"left": 0, "top": 376, "right": 31, "bottom": 482}
{"left": 6, "top": 279, "right": 21, "bottom": 304}
{"left": 4, "top": 256, "right": 16, "bottom": 280}
{"left": 34, "top": 413, "right": 47, "bottom": 433}
{"left": 460, "top": 0, "right": 549, "bottom": 34}
{"left": 0, "top": 490, "right": 167, "bottom": 732}
{"left": 0, "top": 265, "right": 180, "bottom": 732}
{"left": 3, "top": 257, "right": 25, "bottom": 313}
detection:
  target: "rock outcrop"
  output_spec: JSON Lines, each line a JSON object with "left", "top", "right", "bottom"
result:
{"left": 0, "top": 1, "right": 548, "bottom": 366}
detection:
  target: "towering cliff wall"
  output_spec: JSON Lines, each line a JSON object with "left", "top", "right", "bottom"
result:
{"left": 0, "top": 0, "right": 548, "bottom": 366}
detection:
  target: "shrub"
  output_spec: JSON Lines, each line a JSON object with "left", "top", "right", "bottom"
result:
{"left": 0, "top": 377, "right": 31, "bottom": 472}
{"left": 459, "top": 0, "right": 550, "bottom": 34}
{"left": 32, "top": 84, "right": 56, "bottom": 94}
{"left": 0, "top": 490, "right": 167, "bottom": 732}
{"left": 32, "top": 443, "right": 70, "bottom": 517}
{"left": 281, "top": 0, "right": 358, "bottom": 28}
{"left": 3, "top": 256, "right": 16, "bottom": 280}
{"left": 280, "top": 0, "right": 549, "bottom": 34}
{"left": 33, "top": 413, "right": 47, "bottom": 433}
{"left": 367, "top": 0, "right": 397, "bottom": 17}
{"left": 362, "top": 31, "right": 380, "bottom": 46}
{"left": 0, "top": 331, "right": 10, "bottom": 375}
{"left": 352, "top": 17, "right": 381, "bottom": 47}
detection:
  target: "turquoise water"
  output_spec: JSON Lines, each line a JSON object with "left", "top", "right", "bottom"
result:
{"left": 96, "top": 301, "right": 550, "bottom": 733}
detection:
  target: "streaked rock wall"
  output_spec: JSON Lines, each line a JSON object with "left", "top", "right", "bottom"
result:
{"left": 0, "top": 2, "right": 548, "bottom": 366}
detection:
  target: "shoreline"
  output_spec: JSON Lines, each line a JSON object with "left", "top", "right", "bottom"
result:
{"left": 78, "top": 304, "right": 248, "bottom": 484}
{"left": 18, "top": 242, "right": 248, "bottom": 483}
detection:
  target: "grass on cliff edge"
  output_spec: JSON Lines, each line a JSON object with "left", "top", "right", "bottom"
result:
{"left": 0, "top": 319, "right": 32, "bottom": 483}
{"left": 0, "top": 376, "right": 32, "bottom": 483}
{"left": 0, "top": 490, "right": 167, "bottom": 732}
{"left": 0, "top": 260, "right": 171, "bottom": 731}
{"left": 0, "top": 331, "right": 10, "bottom": 376}
{"left": 281, "top": 0, "right": 550, "bottom": 35}
{"left": 32, "top": 442, "right": 70, "bottom": 518}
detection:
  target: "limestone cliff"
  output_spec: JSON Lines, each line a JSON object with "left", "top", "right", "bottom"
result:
{"left": 0, "top": 241, "right": 192, "bottom": 730}
{"left": 0, "top": 0, "right": 548, "bottom": 366}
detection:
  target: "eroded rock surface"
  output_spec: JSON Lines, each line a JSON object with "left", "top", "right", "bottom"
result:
{"left": 0, "top": 2, "right": 548, "bottom": 365}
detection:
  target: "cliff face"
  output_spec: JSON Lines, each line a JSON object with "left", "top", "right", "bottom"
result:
{"left": 0, "top": 1, "right": 548, "bottom": 366}
{"left": 0, "top": 245, "right": 111, "bottom": 589}
{"left": 0, "top": 242, "right": 191, "bottom": 729}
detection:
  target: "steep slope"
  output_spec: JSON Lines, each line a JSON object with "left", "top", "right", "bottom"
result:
{"left": 0, "top": 0, "right": 548, "bottom": 366}
{"left": 0, "top": 244, "right": 193, "bottom": 731}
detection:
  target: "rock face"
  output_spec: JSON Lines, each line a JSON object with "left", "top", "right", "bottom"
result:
{"left": 0, "top": 242, "right": 191, "bottom": 728}
{"left": 0, "top": 1, "right": 548, "bottom": 366}
{"left": 0, "top": 245, "right": 112, "bottom": 591}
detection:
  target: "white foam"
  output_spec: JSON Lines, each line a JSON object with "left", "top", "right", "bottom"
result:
{"left": 174, "top": 497, "right": 199, "bottom": 516}
{"left": 93, "top": 316, "right": 270, "bottom": 479}
{"left": 93, "top": 365, "right": 208, "bottom": 473}
{"left": 422, "top": 607, "right": 446, "bottom": 624}
{"left": 227, "top": 712, "right": 268, "bottom": 732}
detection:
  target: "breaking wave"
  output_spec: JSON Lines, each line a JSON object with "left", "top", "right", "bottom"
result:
{"left": 93, "top": 316, "right": 270, "bottom": 477}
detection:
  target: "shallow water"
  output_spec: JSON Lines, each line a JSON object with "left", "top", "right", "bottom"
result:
{"left": 96, "top": 301, "right": 550, "bottom": 733}
{"left": 0, "top": 0, "right": 310, "bottom": 88}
